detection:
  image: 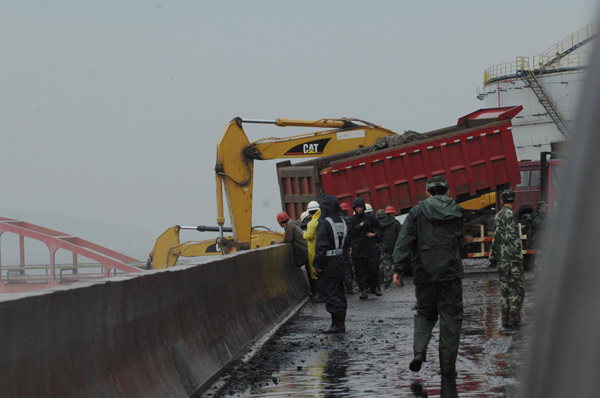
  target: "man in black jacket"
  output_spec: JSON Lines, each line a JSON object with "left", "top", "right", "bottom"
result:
{"left": 313, "top": 194, "right": 349, "bottom": 333}
{"left": 392, "top": 176, "right": 464, "bottom": 379}
{"left": 348, "top": 197, "right": 383, "bottom": 300}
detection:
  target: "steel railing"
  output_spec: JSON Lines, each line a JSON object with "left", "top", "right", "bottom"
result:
{"left": 483, "top": 23, "right": 596, "bottom": 85}
{"left": 536, "top": 23, "right": 596, "bottom": 67}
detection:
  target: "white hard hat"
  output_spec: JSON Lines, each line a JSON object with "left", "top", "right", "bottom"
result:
{"left": 301, "top": 211, "right": 311, "bottom": 223}
{"left": 365, "top": 203, "right": 374, "bottom": 213}
{"left": 307, "top": 201, "right": 320, "bottom": 212}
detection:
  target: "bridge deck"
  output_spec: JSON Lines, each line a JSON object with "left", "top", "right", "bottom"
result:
{"left": 205, "top": 269, "right": 533, "bottom": 397}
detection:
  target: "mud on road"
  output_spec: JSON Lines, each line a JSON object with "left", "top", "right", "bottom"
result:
{"left": 203, "top": 269, "right": 535, "bottom": 397}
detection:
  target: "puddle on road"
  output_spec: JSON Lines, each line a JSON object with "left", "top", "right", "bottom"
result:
{"left": 204, "top": 272, "right": 534, "bottom": 397}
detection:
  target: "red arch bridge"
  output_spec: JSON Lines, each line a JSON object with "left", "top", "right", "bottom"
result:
{"left": 0, "top": 217, "right": 143, "bottom": 293}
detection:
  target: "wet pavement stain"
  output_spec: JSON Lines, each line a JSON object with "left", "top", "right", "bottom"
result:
{"left": 203, "top": 268, "right": 535, "bottom": 397}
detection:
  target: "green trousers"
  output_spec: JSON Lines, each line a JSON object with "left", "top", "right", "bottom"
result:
{"left": 413, "top": 279, "right": 463, "bottom": 377}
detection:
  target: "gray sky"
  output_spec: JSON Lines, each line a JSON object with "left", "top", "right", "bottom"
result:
{"left": 1, "top": 1, "right": 597, "bottom": 263}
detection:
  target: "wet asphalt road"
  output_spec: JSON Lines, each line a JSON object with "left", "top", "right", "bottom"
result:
{"left": 204, "top": 266, "right": 534, "bottom": 397}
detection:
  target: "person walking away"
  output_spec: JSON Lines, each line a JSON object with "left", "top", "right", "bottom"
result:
{"left": 489, "top": 190, "right": 525, "bottom": 328}
{"left": 313, "top": 194, "right": 349, "bottom": 333}
{"left": 276, "top": 212, "right": 310, "bottom": 293}
{"left": 392, "top": 176, "right": 464, "bottom": 379}
{"left": 303, "top": 201, "right": 321, "bottom": 298}
{"left": 348, "top": 198, "right": 383, "bottom": 299}
{"left": 377, "top": 206, "right": 402, "bottom": 289}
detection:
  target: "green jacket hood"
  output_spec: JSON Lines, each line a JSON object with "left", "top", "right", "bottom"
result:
{"left": 378, "top": 214, "right": 397, "bottom": 228}
{"left": 421, "top": 195, "right": 463, "bottom": 221}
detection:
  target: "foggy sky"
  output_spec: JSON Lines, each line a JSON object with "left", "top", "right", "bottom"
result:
{"left": 1, "top": 1, "right": 597, "bottom": 263}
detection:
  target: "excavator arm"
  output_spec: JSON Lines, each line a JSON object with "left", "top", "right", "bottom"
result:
{"left": 148, "top": 116, "right": 398, "bottom": 269}
{"left": 215, "top": 117, "right": 398, "bottom": 249}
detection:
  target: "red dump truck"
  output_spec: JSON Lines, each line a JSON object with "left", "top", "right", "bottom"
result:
{"left": 276, "top": 106, "right": 522, "bottom": 218}
{"left": 514, "top": 146, "right": 563, "bottom": 221}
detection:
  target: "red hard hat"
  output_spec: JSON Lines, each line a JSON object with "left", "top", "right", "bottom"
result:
{"left": 277, "top": 211, "right": 290, "bottom": 223}
{"left": 340, "top": 203, "right": 350, "bottom": 211}
{"left": 385, "top": 206, "right": 396, "bottom": 215}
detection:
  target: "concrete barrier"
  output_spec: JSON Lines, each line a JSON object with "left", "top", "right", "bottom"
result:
{"left": 0, "top": 245, "right": 308, "bottom": 397}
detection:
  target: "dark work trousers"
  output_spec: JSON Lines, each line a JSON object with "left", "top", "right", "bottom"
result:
{"left": 318, "top": 275, "right": 348, "bottom": 315}
{"left": 354, "top": 257, "right": 379, "bottom": 291}
{"left": 308, "top": 274, "right": 319, "bottom": 297}
{"left": 343, "top": 253, "right": 354, "bottom": 291}
{"left": 413, "top": 279, "right": 463, "bottom": 377}
{"left": 377, "top": 248, "right": 383, "bottom": 286}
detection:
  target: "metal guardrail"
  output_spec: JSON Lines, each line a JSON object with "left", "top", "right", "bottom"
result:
{"left": 533, "top": 51, "right": 591, "bottom": 73}
{"left": 483, "top": 23, "right": 596, "bottom": 85}
{"left": 484, "top": 57, "right": 530, "bottom": 84}
{"left": 2, "top": 263, "right": 122, "bottom": 285}
{"left": 536, "top": 23, "right": 596, "bottom": 67}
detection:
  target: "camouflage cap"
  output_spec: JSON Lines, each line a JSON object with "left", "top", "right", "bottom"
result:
{"left": 537, "top": 201, "right": 547, "bottom": 209}
{"left": 425, "top": 176, "right": 449, "bottom": 190}
{"left": 501, "top": 190, "right": 516, "bottom": 202}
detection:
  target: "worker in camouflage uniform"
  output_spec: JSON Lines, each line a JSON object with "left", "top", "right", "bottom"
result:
{"left": 392, "top": 176, "right": 464, "bottom": 379}
{"left": 376, "top": 206, "right": 402, "bottom": 289}
{"left": 489, "top": 190, "right": 525, "bottom": 328}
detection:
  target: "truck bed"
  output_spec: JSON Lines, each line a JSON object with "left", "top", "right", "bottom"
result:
{"left": 277, "top": 106, "right": 522, "bottom": 218}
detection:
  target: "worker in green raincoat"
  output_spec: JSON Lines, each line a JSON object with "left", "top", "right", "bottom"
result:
{"left": 393, "top": 176, "right": 464, "bottom": 380}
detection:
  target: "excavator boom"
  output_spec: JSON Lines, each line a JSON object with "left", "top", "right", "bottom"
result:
{"left": 215, "top": 117, "right": 398, "bottom": 248}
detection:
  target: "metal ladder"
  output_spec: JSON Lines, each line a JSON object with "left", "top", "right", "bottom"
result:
{"left": 521, "top": 71, "right": 570, "bottom": 138}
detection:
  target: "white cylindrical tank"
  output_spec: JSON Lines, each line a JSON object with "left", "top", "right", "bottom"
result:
{"left": 477, "top": 24, "right": 595, "bottom": 161}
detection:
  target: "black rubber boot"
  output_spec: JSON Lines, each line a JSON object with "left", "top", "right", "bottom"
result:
{"left": 323, "top": 312, "right": 346, "bottom": 334}
{"left": 374, "top": 286, "right": 382, "bottom": 296}
{"left": 359, "top": 289, "right": 368, "bottom": 300}
{"left": 337, "top": 312, "right": 346, "bottom": 333}
{"left": 409, "top": 352, "right": 426, "bottom": 372}
{"left": 441, "top": 376, "right": 458, "bottom": 398}
{"left": 440, "top": 357, "right": 457, "bottom": 379}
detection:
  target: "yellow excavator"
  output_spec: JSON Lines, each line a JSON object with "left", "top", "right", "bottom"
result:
{"left": 146, "top": 117, "right": 398, "bottom": 269}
